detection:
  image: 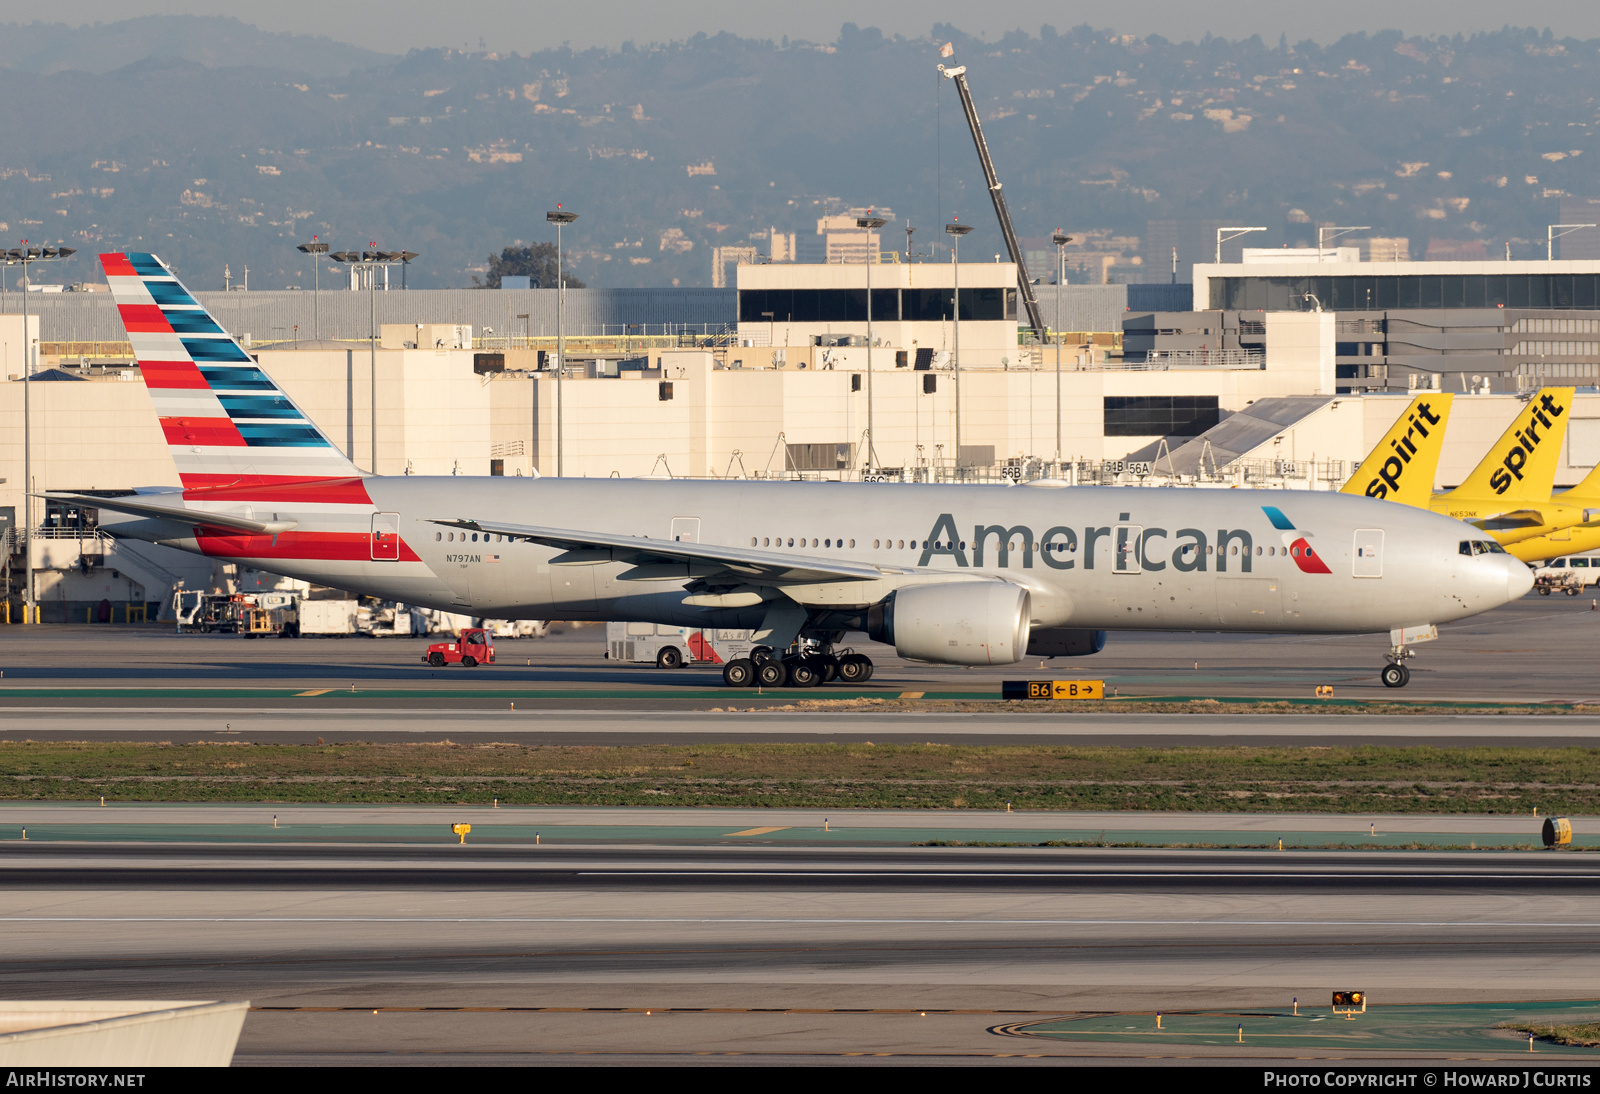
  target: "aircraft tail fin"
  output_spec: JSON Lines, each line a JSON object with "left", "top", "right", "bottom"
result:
{"left": 1558, "top": 453, "right": 1600, "bottom": 504}
{"left": 1449, "top": 387, "right": 1576, "bottom": 503}
{"left": 100, "top": 251, "right": 361, "bottom": 493}
{"left": 1340, "top": 393, "right": 1454, "bottom": 507}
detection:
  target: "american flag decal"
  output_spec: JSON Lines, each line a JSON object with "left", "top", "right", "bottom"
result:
{"left": 487, "top": 555, "right": 500, "bottom": 563}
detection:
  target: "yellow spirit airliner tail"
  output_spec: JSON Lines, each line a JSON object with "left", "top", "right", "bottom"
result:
{"left": 1341, "top": 394, "right": 1453, "bottom": 507}
{"left": 1446, "top": 387, "right": 1574, "bottom": 504}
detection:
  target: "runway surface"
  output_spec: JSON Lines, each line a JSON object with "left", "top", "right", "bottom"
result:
{"left": 2, "top": 839, "right": 1597, "bottom": 1064}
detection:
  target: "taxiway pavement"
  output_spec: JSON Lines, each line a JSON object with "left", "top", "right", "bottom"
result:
{"left": 1, "top": 840, "right": 1596, "bottom": 1064}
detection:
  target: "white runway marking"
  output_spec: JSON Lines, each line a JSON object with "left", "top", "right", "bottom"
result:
{"left": 0, "top": 916, "right": 1592, "bottom": 927}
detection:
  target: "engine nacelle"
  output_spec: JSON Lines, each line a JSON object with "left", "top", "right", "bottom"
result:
{"left": 866, "top": 582, "right": 1032, "bottom": 665}
{"left": 1026, "top": 627, "right": 1107, "bottom": 658}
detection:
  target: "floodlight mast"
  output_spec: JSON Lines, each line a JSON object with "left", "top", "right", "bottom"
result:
{"left": 546, "top": 208, "right": 578, "bottom": 477}
{"left": 327, "top": 248, "right": 417, "bottom": 473}
{"left": 946, "top": 221, "right": 974, "bottom": 479}
{"left": 296, "top": 240, "right": 330, "bottom": 339}
{"left": 857, "top": 214, "right": 886, "bottom": 472}
{"left": 937, "top": 63, "right": 1046, "bottom": 335}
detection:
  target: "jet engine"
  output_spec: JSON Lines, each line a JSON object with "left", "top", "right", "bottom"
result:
{"left": 1025, "top": 628, "right": 1107, "bottom": 658}
{"left": 866, "top": 582, "right": 1031, "bottom": 665}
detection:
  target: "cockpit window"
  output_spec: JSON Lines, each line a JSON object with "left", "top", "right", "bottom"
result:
{"left": 1460, "top": 539, "right": 1506, "bottom": 556}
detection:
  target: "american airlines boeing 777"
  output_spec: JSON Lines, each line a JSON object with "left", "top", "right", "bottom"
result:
{"left": 52, "top": 253, "right": 1532, "bottom": 689}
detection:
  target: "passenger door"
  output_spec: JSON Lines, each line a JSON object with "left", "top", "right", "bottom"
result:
{"left": 1352, "top": 529, "right": 1384, "bottom": 578}
{"left": 370, "top": 512, "right": 401, "bottom": 561}
{"left": 1113, "top": 524, "right": 1143, "bottom": 574}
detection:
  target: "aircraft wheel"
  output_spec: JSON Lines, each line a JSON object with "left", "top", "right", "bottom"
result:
{"left": 862, "top": 658, "right": 875, "bottom": 681}
{"left": 786, "top": 660, "right": 820, "bottom": 688}
{"left": 756, "top": 661, "right": 787, "bottom": 687}
{"left": 1381, "top": 663, "right": 1409, "bottom": 688}
{"left": 656, "top": 646, "right": 684, "bottom": 669}
{"left": 722, "top": 658, "right": 755, "bottom": 688}
{"left": 428, "top": 653, "right": 445, "bottom": 667}
{"left": 461, "top": 656, "right": 478, "bottom": 668}
{"left": 837, "top": 654, "right": 872, "bottom": 684}
{"left": 750, "top": 646, "right": 777, "bottom": 666}
{"left": 816, "top": 654, "right": 840, "bottom": 683}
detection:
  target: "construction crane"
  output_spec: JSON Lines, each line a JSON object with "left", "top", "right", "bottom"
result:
{"left": 938, "top": 63, "right": 1047, "bottom": 335}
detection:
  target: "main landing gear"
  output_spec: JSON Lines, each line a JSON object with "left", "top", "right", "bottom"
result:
{"left": 720, "top": 644, "right": 874, "bottom": 689}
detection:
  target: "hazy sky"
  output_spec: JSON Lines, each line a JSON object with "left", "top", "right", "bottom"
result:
{"left": 7, "top": 0, "right": 1600, "bottom": 54}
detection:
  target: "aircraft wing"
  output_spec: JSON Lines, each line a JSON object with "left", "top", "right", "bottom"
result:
{"left": 431, "top": 517, "right": 917, "bottom": 584}
{"left": 42, "top": 492, "right": 299, "bottom": 536}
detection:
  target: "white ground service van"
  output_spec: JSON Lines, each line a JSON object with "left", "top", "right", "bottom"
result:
{"left": 1533, "top": 554, "right": 1600, "bottom": 596}
{"left": 605, "top": 622, "right": 756, "bottom": 669}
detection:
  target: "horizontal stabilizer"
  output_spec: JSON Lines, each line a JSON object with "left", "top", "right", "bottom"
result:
{"left": 431, "top": 518, "right": 916, "bottom": 585}
{"left": 1470, "top": 509, "right": 1550, "bottom": 531}
{"left": 43, "top": 492, "right": 299, "bottom": 536}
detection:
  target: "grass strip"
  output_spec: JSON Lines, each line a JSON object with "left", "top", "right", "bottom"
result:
{"left": 759, "top": 698, "right": 1600, "bottom": 715}
{"left": 0, "top": 741, "right": 1599, "bottom": 810}
{"left": 1502, "top": 1022, "right": 1600, "bottom": 1047}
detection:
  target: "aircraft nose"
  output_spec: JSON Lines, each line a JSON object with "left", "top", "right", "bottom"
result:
{"left": 1502, "top": 556, "right": 1534, "bottom": 602}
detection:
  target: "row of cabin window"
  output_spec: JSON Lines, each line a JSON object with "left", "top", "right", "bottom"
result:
{"left": 744, "top": 536, "right": 1298, "bottom": 558}
{"left": 428, "top": 530, "right": 1299, "bottom": 560}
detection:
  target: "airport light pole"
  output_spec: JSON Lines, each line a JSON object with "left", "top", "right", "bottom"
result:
{"left": 1215, "top": 226, "right": 1266, "bottom": 263}
{"left": 8, "top": 244, "right": 75, "bottom": 623}
{"left": 328, "top": 248, "right": 417, "bottom": 473}
{"left": 1317, "top": 225, "right": 1370, "bottom": 262}
{"left": 1548, "top": 224, "right": 1597, "bottom": 261}
{"left": 945, "top": 221, "right": 973, "bottom": 481}
{"left": 1052, "top": 232, "right": 1072, "bottom": 468}
{"left": 546, "top": 207, "right": 578, "bottom": 477}
{"left": 857, "top": 214, "right": 886, "bottom": 473}
{"left": 296, "top": 239, "right": 329, "bottom": 340}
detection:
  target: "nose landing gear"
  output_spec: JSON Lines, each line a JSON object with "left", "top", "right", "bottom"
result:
{"left": 1380, "top": 660, "right": 1410, "bottom": 688}
{"left": 1380, "top": 624, "right": 1436, "bottom": 688}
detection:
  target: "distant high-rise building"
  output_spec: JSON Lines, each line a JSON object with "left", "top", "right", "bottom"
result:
{"left": 1356, "top": 237, "right": 1411, "bottom": 262}
{"left": 813, "top": 208, "right": 892, "bottom": 264}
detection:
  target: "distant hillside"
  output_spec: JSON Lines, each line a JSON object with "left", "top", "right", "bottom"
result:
{"left": 0, "top": 15, "right": 394, "bottom": 75}
{"left": 0, "top": 17, "right": 1595, "bottom": 291}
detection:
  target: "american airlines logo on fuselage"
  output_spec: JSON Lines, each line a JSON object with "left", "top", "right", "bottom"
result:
{"left": 1260, "top": 505, "right": 1331, "bottom": 574}
{"left": 913, "top": 512, "right": 1324, "bottom": 573}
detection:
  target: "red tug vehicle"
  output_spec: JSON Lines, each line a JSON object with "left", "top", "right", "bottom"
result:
{"left": 422, "top": 628, "right": 496, "bottom": 667}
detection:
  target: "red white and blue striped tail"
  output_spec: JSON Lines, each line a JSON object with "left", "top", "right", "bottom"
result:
{"left": 101, "top": 252, "right": 362, "bottom": 494}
